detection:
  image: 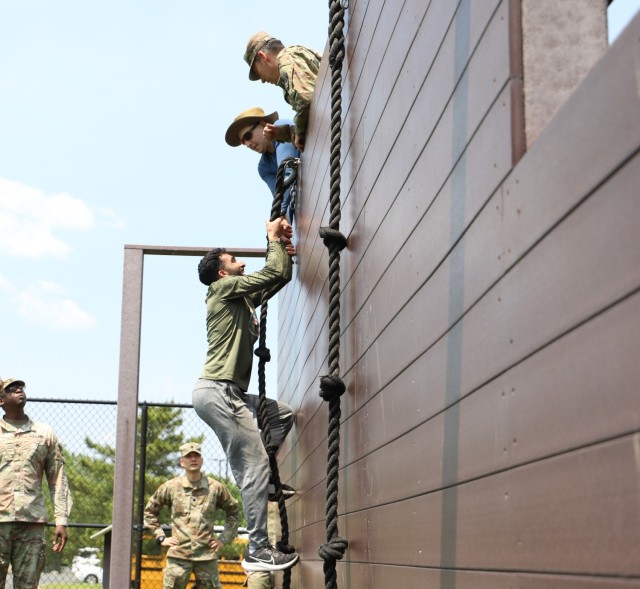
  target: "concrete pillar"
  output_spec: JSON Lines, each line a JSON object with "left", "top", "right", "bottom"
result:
{"left": 521, "top": 0, "right": 608, "bottom": 147}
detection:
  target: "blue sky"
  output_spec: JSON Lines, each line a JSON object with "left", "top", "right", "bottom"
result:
{"left": 1, "top": 1, "right": 638, "bottom": 403}
{"left": 0, "top": 1, "right": 328, "bottom": 403}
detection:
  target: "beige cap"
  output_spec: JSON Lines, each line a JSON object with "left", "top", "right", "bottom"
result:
{"left": 179, "top": 442, "right": 202, "bottom": 457}
{"left": 1, "top": 378, "right": 25, "bottom": 390}
{"left": 244, "top": 31, "right": 274, "bottom": 80}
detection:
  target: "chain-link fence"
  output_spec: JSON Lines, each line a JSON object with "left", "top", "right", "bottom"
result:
{"left": 10, "top": 398, "right": 246, "bottom": 589}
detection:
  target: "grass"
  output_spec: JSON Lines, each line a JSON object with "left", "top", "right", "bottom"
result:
{"left": 41, "top": 582, "right": 97, "bottom": 589}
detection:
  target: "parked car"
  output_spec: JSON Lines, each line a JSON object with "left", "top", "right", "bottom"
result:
{"left": 71, "top": 548, "right": 103, "bottom": 584}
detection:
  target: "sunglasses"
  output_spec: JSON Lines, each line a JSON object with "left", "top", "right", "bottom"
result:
{"left": 241, "top": 122, "right": 260, "bottom": 144}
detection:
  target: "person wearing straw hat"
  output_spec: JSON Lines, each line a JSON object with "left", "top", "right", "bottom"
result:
{"left": 243, "top": 32, "right": 321, "bottom": 151}
{"left": 0, "top": 377, "right": 72, "bottom": 589}
{"left": 225, "top": 107, "right": 300, "bottom": 221}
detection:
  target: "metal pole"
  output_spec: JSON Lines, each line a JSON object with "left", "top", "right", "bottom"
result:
{"left": 133, "top": 404, "right": 148, "bottom": 589}
{"left": 111, "top": 246, "right": 144, "bottom": 588}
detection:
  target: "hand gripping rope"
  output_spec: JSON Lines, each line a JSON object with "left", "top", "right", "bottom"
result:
{"left": 318, "top": 1, "right": 349, "bottom": 588}
{"left": 254, "top": 156, "right": 300, "bottom": 589}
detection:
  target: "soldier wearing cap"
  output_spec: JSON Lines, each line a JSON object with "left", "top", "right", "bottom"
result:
{"left": 143, "top": 442, "right": 240, "bottom": 589}
{"left": 244, "top": 31, "right": 321, "bottom": 151}
{"left": 0, "top": 377, "right": 73, "bottom": 589}
{"left": 225, "top": 107, "right": 300, "bottom": 221}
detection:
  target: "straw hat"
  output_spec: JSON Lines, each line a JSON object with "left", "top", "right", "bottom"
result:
{"left": 225, "top": 107, "right": 279, "bottom": 147}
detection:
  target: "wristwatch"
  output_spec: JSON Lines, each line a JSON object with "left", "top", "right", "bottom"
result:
{"left": 157, "top": 535, "right": 166, "bottom": 544}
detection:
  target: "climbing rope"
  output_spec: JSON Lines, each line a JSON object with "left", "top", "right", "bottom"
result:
{"left": 318, "top": 1, "right": 349, "bottom": 588}
{"left": 254, "top": 156, "right": 300, "bottom": 589}
{"left": 254, "top": 1, "right": 350, "bottom": 582}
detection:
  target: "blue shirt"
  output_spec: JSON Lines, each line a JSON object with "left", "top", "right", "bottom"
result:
{"left": 257, "top": 118, "right": 300, "bottom": 219}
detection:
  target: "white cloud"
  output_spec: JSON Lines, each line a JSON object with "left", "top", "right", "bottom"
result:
{"left": 97, "top": 207, "right": 126, "bottom": 230}
{"left": 10, "top": 280, "right": 97, "bottom": 331}
{"left": 0, "top": 273, "right": 15, "bottom": 293}
{"left": 0, "top": 177, "right": 96, "bottom": 258}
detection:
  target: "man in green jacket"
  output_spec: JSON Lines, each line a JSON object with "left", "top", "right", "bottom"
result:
{"left": 192, "top": 218, "right": 298, "bottom": 573}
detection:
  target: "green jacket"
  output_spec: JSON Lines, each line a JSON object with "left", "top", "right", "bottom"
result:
{"left": 200, "top": 241, "right": 292, "bottom": 391}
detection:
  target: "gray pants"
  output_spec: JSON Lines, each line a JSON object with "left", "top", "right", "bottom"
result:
{"left": 192, "top": 380, "right": 293, "bottom": 551}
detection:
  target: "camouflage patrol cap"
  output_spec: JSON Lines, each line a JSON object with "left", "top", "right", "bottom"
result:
{"left": 1, "top": 378, "right": 25, "bottom": 390}
{"left": 180, "top": 442, "right": 202, "bottom": 457}
{"left": 244, "top": 31, "right": 274, "bottom": 80}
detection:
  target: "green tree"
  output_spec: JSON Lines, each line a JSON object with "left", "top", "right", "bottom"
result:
{"left": 51, "top": 404, "right": 243, "bottom": 568}
{"left": 138, "top": 405, "right": 203, "bottom": 501}
{"left": 45, "top": 445, "right": 115, "bottom": 570}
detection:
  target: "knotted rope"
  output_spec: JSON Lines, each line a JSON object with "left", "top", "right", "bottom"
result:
{"left": 318, "top": 1, "right": 349, "bottom": 588}
{"left": 255, "top": 156, "right": 300, "bottom": 589}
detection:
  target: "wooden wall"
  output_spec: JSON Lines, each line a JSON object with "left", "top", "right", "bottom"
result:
{"left": 276, "top": 0, "right": 640, "bottom": 587}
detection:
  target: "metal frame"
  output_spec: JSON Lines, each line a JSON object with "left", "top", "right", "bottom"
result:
{"left": 110, "top": 244, "right": 264, "bottom": 589}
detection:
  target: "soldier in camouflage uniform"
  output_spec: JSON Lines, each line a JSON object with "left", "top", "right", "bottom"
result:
{"left": 0, "top": 377, "right": 72, "bottom": 589}
{"left": 244, "top": 31, "right": 321, "bottom": 151}
{"left": 144, "top": 442, "right": 240, "bottom": 589}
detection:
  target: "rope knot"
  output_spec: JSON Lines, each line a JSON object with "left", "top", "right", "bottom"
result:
{"left": 319, "top": 227, "right": 347, "bottom": 251}
{"left": 318, "top": 537, "right": 348, "bottom": 561}
{"left": 275, "top": 540, "right": 297, "bottom": 555}
{"left": 319, "top": 375, "right": 346, "bottom": 401}
{"left": 254, "top": 346, "right": 271, "bottom": 362}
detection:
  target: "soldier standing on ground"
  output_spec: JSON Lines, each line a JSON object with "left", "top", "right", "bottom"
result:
{"left": 144, "top": 442, "right": 240, "bottom": 589}
{"left": 0, "top": 377, "right": 72, "bottom": 589}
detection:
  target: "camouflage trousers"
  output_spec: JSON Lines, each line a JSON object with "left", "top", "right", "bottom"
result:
{"left": 244, "top": 571, "right": 274, "bottom": 589}
{"left": 164, "top": 557, "right": 221, "bottom": 589}
{"left": 0, "top": 522, "right": 46, "bottom": 589}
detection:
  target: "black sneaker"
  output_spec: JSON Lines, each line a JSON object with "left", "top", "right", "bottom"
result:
{"left": 268, "top": 483, "right": 296, "bottom": 502}
{"left": 241, "top": 545, "right": 299, "bottom": 572}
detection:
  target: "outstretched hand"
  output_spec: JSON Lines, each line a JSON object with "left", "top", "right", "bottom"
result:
{"left": 266, "top": 217, "right": 284, "bottom": 241}
{"left": 266, "top": 218, "right": 295, "bottom": 256}
{"left": 266, "top": 216, "right": 293, "bottom": 241}
{"left": 280, "top": 218, "right": 293, "bottom": 243}
{"left": 263, "top": 123, "right": 277, "bottom": 142}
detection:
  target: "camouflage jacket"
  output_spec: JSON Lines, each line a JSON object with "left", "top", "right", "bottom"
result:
{"left": 143, "top": 475, "right": 239, "bottom": 561}
{"left": 0, "top": 417, "right": 72, "bottom": 525}
{"left": 277, "top": 45, "right": 321, "bottom": 140}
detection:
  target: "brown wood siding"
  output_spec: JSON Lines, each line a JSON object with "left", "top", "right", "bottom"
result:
{"left": 277, "top": 0, "right": 640, "bottom": 586}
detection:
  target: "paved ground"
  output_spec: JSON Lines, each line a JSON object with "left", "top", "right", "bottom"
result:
{"left": 5, "top": 568, "right": 78, "bottom": 587}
